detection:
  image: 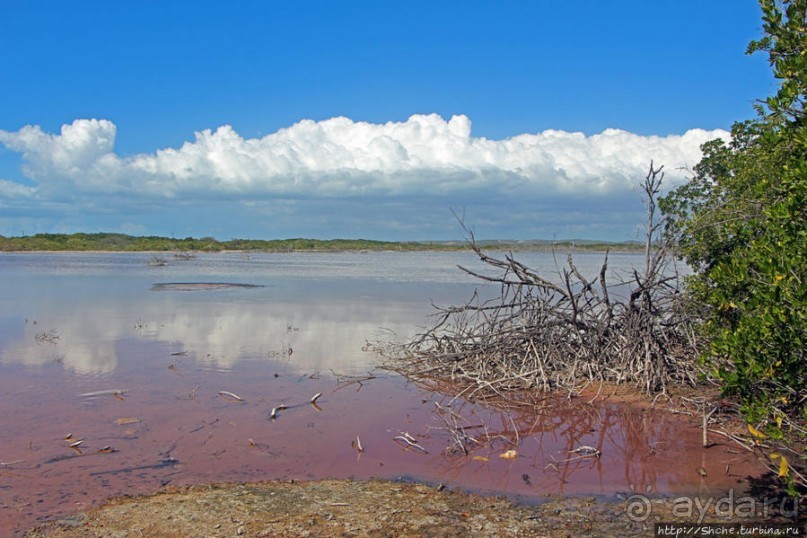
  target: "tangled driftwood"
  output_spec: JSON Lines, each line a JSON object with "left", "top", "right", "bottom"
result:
{"left": 381, "top": 163, "right": 703, "bottom": 401}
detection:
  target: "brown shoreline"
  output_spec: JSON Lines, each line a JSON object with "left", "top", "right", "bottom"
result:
{"left": 25, "top": 478, "right": 801, "bottom": 537}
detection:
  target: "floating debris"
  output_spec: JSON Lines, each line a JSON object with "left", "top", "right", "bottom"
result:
{"left": 352, "top": 436, "right": 364, "bottom": 453}
{"left": 499, "top": 449, "right": 517, "bottom": 460}
{"left": 332, "top": 371, "right": 376, "bottom": 391}
{"left": 569, "top": 445, "right": 601, "bottom": 458}
{"left": 79, "top": 389, "right": 127, "bottom": 399}
{"left": 269, "top": 404, "right": 288, "bottom": 420}
{"left": 309, "top": 392, "right": 323, "bottom": 404}
{"left": 393, "top": 435, "right": 428, "bottom": 454}
{"left": 218, "top": 390, "right": 244, "bottom": 402}
{"left": 115, "top": 417, "right": 141, "bottom": 425}
{"left": 557, "top": 445, "right": 602, "bottom": 463}
{"left": 68, "top": 439, "right": 84, "bottom": 448}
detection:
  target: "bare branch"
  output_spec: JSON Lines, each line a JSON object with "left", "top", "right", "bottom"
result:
{"left": 377, "top": 162, "right": 702, "bottom": 402}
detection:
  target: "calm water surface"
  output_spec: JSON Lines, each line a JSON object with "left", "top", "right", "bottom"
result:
{"left": 0, "top": 251, "right": 758, "bottom": 535}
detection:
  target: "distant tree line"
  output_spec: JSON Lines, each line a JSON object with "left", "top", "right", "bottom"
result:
{"left": 0, "top": 232, "right": 642, "bottom": 253}
{"left": 0, "top": 233, "right": 425, "bottom": 252}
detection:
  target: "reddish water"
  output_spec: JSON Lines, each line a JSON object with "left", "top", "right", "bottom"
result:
{"left": 0, "top": 253, "right": 764, "bottom": 536}
{"left": 0, "top": 338, "right": 760, "bottom": 536}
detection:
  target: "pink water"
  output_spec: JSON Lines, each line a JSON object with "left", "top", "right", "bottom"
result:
{"left": 0, "top": 341, "right": 760, "bottom": 535}
{"left": 0, "top": 252, "right": 763, "bottom": 535}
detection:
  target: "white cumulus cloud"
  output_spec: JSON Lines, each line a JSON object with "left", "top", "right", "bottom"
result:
{"left": 0, "top": 114, "right": 727, "bottom": 201}
{"left": 0, "top": 119, "right": 116, "bottom": 181}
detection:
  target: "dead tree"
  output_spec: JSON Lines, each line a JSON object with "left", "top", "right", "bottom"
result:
{"left": 381, "top": 162, "right": 702, "bottom": 400}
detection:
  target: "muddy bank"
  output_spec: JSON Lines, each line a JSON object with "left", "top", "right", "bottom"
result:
{"left": 27, "top": 478, "right": 799, "bottom": 538}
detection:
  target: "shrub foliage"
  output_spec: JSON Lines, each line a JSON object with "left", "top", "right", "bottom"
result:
{"left": 660, "top": 0, "right": 806, "bottom": 490}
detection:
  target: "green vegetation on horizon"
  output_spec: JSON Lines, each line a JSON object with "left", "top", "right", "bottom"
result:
{"left": 0, "top": 232, "right": 643, "bottom": 253}
{"left": 0, "top": 233, "right": 429, "bottom": 252}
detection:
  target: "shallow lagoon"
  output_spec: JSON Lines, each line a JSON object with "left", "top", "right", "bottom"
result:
{"left": 0, "top": 251, "right": 757, "bottom": 534}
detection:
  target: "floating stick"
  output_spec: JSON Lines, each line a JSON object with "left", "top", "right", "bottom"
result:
{"left": 393, "top": 435, "right": 428, "bottom": 454}
{"left": 269, "top": 404, "right": 287, "bottom": 419}
{"left": 218, "top": 390, "right": 243, "bottom": 402}
{"left": 559, "top": 445, "right": 602, "bottom": 462}
{"left": 569, "top": 445, "right": 600, "bottom": 457}
{"left": 309, "top": 392, "right": 322, "bottom": 404}
{"left": 79, "top": 389, "right": 126, "bottom": 398}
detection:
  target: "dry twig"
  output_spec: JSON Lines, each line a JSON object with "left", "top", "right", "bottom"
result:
{"left": 377, "top": 163, "right": 703, "bottom": 402}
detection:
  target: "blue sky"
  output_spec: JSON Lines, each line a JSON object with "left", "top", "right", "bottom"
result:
{"left": 0, "top": 1, "right": 772, "bottom": 241}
